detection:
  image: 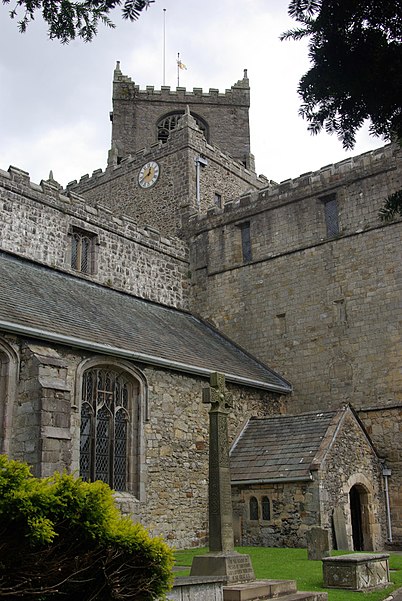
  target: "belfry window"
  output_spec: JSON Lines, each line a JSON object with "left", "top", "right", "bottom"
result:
{"left": 70, "top": 227, "right": 97, "bottom": 274}
{"left": 157, "top": 112, "right": 208, "bottom": 144}
{"left": 80, "top": 367, "right": 135, "bottom": 492}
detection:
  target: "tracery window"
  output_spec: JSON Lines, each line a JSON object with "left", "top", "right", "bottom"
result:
{"left": 157, "top": 112, "right": 208, "bottom": 144}
{"left": 71, "top": 227, "right": 97, "bottom": 274}
{"left": 249, "top": 496, "right": 259, "bottom": 520}
{"left": 80, "top": 367, "right": 134, "bottom": 492}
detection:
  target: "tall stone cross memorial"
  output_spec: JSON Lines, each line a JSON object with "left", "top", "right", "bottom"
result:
{"left": 190, "top": 372, "right": 255, "bottom": 583}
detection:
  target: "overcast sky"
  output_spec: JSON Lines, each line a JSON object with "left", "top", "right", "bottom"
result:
{"left": 0, "top": 0, "right": 383, "bottom": 188}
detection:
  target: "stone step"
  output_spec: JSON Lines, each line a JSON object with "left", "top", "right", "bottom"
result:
{"left": 223, "top": 579, "right": 297, "bottom": 600}
{"left": 223, "top": 581, "right": 327, "bottom": 601}
{"left": 277, "top": 594, "right": 327, "bottom": 601}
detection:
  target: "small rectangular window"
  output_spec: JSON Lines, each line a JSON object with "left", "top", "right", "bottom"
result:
{"left": 214, "top": 192, "right": 222, "bottom": 208}
{"left": 276, "top": 313, "right": 287, "bottom": 335}
{"left": 239, "top": 221, "right": 252, "bottom": 263}
{"left": 322, "top": 194, "right": 339, "bottom": 237}
{"left": 70, "top": 227, "right": 97, "bottom": 274}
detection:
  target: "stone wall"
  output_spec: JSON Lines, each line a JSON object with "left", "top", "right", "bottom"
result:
{"left": 317, "top": 410, "right": 385, "bottom": 551}
{"left": 189, "top": 144, "right": 402, "bottom": 412}
{"left": 232, "top": 409, "right": 385, "bottom": 550}
{"left": 110, "top": 64, "right": 253, "bottom": 168}
{"left": 358, "top": 406, "right": 402, "bottom": 544}
{"left": 2, "top": 333, "right": 286, "bottom": 549}
{"left": 232, "top": 480, "right": 316, "bottom": 548}
{"left": 189, "top": 143, "right": 401, "bottom": 539}
{"left": 0, "top": 165, "right": 189, "bottom": 309}
{"left": 68, "top": 114, "right": 265, "bottom": 239}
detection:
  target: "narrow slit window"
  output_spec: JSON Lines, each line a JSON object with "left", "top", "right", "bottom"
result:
{"left": 240, "top": 221, "right": 252, "bottom": 263}
{"left": 322, "top": 194, "right": 339, "bottom": 237}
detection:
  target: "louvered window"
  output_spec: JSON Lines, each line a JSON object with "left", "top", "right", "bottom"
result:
{"left": 80, "top": 368, "right": 130, "bottom": 491}
{"left": 157, "top": 112, "right": 208, "bottom": 143}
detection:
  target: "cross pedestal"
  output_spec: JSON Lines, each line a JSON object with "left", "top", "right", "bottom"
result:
{"left": 190, "top": 373, "right": 255, "bottom": 584}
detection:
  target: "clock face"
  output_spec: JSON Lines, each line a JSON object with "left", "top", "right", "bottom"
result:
{"left": 138, "top": 161, "right": 160, "bottom": 188}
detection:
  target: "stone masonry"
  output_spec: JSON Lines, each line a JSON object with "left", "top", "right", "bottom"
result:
{"left": 110, "top": 62, "right": 254, "bottom": 169}
{"left": 0, "top": 64, "right": 401, "bottom": 549}
{"left": 4, "top": 333, "right": 285, "bottom": 549}
{"left": 188, "top": 143, "right": 402, "bottom": 541}
{"left": 0, "top": 165, "right": 189, "bottom": 309}
{"left": 68, "top": 110, "right": 266, "bottom": 239}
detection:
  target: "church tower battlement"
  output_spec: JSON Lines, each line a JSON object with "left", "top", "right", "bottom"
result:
{"left": 110, "top": 62, "right": 254, "bottom": 170}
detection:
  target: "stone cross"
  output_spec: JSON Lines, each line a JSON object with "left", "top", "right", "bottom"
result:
{"left": 202, "top": 372, "right": 234, "bottom": 553}
{"left": 191, "top": 372, "right": 255, "bottom": 583}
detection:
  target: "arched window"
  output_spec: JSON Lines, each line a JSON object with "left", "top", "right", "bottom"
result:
{"left": 79, "top": 367, "right": 138, "bottom": 492}
{"left": 70, "top": 227, "right": 97, "bottom": 274}
{"left": 249, "top": 496, "right": 259, "bottom": 520}
{"left": 262, "top": 496, "right": 271, "bottom": 521}
{"left": 157, "top": 112, "right": 208, "bottom": 143}
{"left": 0, "top": 340, "right": 18, "bottom": 455}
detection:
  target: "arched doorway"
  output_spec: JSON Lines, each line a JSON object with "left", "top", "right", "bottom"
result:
{"left": 349, "top": 484, "right": 372, "bottom": 551}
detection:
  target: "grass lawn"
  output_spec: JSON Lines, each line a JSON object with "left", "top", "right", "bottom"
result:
{"left": 174, "top": 546, "right": 402, "bottom": 601}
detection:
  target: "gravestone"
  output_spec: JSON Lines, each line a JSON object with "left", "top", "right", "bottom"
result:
{"left": 322, "top": 553, "right": 390, "bottom": 591}
{"left": 306, "top": 527, "right": 331, "bottom": 560}
{"left": 332, "top": 506, "right": 349, "bottom": 550}
{"left": 190, "top": 373, "right": 255, "bottom": 584}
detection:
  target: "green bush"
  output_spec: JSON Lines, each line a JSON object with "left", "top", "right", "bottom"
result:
{"left": 0, "top": 455, "right": 173, "bottom": 600}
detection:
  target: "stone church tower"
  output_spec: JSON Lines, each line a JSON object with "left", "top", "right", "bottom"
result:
{"left": 0, "top": 64, "right": 401, "bottom": 552}
{"left": 109, "top": 61, "right": 255, "bottom": 170}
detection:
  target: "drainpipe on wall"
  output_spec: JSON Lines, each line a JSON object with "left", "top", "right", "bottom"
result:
{"left": 195, "top": 155, "right": 208, "bottom": 208}
{"left": 382, "top": 465, "right": 392, "bottom": 543}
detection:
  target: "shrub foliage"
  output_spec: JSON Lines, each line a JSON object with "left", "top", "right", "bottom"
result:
{"left": 0, "top": 455, "right": 173, "bottom": 600}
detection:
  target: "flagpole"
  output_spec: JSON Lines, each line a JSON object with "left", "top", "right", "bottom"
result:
{"left": 177, "top": 52, "right": 180, "bottom": 87}
{"left": 162, "top": 9, "right": 166, "bottom": 86}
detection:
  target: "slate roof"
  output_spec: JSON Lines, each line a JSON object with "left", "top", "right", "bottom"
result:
{"left": 230, "top": 411, "right": 340, "bottom": 483}
{"left": 0, "top": 251, "right": 291, "bottom": 392}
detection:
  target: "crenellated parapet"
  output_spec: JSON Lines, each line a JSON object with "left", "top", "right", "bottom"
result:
{"left": 67, "top": 118, "right": 264, "bottom": 197}
{"left": 189, "top": 143, "right": 401, "bottom": 229}
{"left": 0, "top": 165, "right": 187, "bottom": 260}
{"left": 0, "top": 164, "right": 189, "bottom": 310}
{"left": 111, "top": 63, "right": 253, "bottom": 169}
{"left": 113, "top": 62, "right": 250, "bottom": 105}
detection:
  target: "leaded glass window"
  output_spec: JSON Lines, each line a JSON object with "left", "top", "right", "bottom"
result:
{"left": 249, "top": 496, "right": 259, "bottom": 520}
{"left": 157, "top": 112, "right": 208, "bottom": 144}
{"left": 80, "top": 368, "right": 130, "bottom": 491}
{"left": 262, "top": 496, "right": 271, "bottom": 521}
{"left": 71, "top": 228, "right": 96, "bottom": 274}
{"left": 322, "top": 194, "right": 339, "bottom": 237}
